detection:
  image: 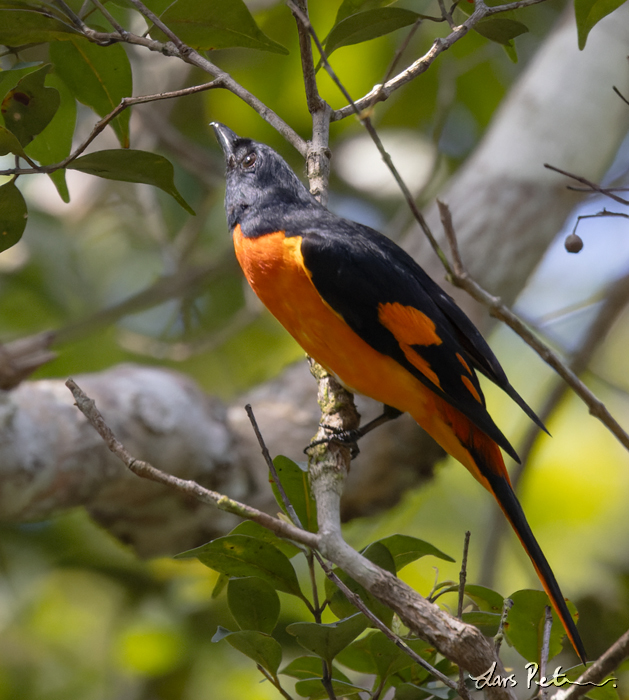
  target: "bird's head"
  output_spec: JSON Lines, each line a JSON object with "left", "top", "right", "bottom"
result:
{"left": 211, "top": 122, "right": 319, "bottom": 231}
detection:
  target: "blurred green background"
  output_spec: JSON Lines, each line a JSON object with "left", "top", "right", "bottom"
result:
{"left": 1, "top": 0, "right": 629, "bottom": 697}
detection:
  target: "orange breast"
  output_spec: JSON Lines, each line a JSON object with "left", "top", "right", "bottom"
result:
{"left": 232, "top": 224, "right": 504, "bottom": 486}
{"left": 233, "top": 226, "right": 425, "bottom": 410}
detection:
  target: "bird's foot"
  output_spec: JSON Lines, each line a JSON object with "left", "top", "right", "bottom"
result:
{"left": 304, "top": 424, "right": 361, "bottom": 459}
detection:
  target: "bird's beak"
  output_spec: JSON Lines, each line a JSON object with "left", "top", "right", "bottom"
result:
{"left": 211, "top": 122, "right": 239, "bottom": 161}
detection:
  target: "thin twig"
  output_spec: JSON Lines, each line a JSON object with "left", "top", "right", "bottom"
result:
{"left": 311, "top": 550, "right": 460, "bottom": 692}
{"left": 567, "top": 186, "right": 629, "bottom": 193}
{"left": 480, "top": 270, "right": 629, "bottom": 587}
{"left": 438, "top": 0, "right": 457, "bottom": 29}
{"left": 518, "top": 268, "right": 629, "bottom": 479}
{"left": 257, "top": 665, "right": 296, "bottom": 700}
{"left": 545, "top": 163, "right": 629, "bottom": 206}
{"left": 377, "top": 18, "right": 425, "bottom": 97}
{"left": 494, "top": 598, "right": 513, "bottom": 655}
{"left": 54, "top": 256, "right": 233, "bottom": 345}
{"left": 287, "top": 0, "right": 452, "bottom": 272}
{"left": 245, "top": 398, "right": 456, "bottom": 689}
{"left": 332, "top": 0, "right": 551, "bottom": 121}
{"left": 126, "top": 0, "right": 185, "bottom": 50}
{"left": 53, "top": 0, "right": 87, "bottom": 30}
{"left": 66, "top": 378, "right": 515, "bottom": 697}
{"left": 539, "top": 606, "right": 553, "bottom": 700}
{"left": 572, "top": 210, "right": 629, "bottom": 231}
{"left": 245, "top": 404, "right": 303, "bottom": 530}
{"left": 19, "top": 5, "right": 309, "bottom": 157}
{"left": 457, "top": 531, "right": 471, "bottom": 620}
{"left": 90, "top": 0, "right": 129, "bottom": 36}
{"left": 65, "top": 379, "right": 319, "bottom": 549}
{"left": 0, "top": 82, "right": 223, "bottom": 176}
{"left": 613, "top": 85, "right": 629, "bottom": 107}
{"left": 437, "top": 200, "right": 629, "bottom": 453}
{"left": 457, "top": 531, "right": 472, "bottom": 699}
{"left": 289, "top": 0, "right": 325, "bottom": 114}
{"left": 550, "top": 627, "right": 629, "bottom": 700}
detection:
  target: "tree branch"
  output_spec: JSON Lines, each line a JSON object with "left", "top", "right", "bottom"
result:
{"left": 11, "top": 0, "right": 309, "bottom": 158}
{"left": 437, "top": 200, "right": 629, "bottom": 452}
{"left": 0, "top": 82, "right": 223, "bottom": 176}
{"left": 288, "top": 0, "right": 452, "bottom": 273}
{"left": 545, "top": 163, "right": 629, "bottom": 206}
{"left": 551, "top": 628, "right": 629, "bottom": 700}
{"left": 65, "top": 377, "right": 516, "bottom": 698}
{"left": 480, "top": 270, "right": 629, "bottom": 586}
{"left": 331, "top": 0, "right": 551, "bottom": 121}
{"left": 65, "top": 378, "right": 319, "bottom": 549}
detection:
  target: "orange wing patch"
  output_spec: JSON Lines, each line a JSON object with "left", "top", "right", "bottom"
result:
{"left": 461, "top": 375, "right": 482, "bottom": 403}
{"left": 456, "top": 352, "right": 471, "bottom": 375}
{"left": 378, "top": 302, "right": 443, "bottom": 347}
{"left": 378, "top": 302, "right": 443, "bottom": 388}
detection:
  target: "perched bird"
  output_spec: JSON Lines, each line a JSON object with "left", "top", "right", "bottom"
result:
{"left": 212, "top": 122, "right": 586, "bottom": 663}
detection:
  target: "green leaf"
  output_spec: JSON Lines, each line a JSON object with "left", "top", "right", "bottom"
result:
{"left": 324, "top": 8, "right": 420, "bottom": 57}
{"left": 473, "top": 17, "right": 528, "bottom": 46}
{"left": 175, "top": 534, "right": 303, "bottom": 598}
{"left": 270, "top": 455, "right": 317, "bottom": 532}
{"left": 361, "top": 542, "right": 398, "bottom": 571}
{"left": 229, "top": 520, "right": 302, "bottom": 558}
{"left": 227, "top": 577, "right": 280, "bottom": 634}
{"left": 1, "top": 64, "right": 60, "bottom": 147}
{"left": 0, "top": 125, "right": 27, "bottom": 158}
{"left": 374, "top": 534, "right": 454, "bottom": 571}
{"left": 356, "top": 631, "right": 411, "bottom": 679}
{"left": 337, "top": 631, "right": 432, "bottom": 679}
{"left": 0, "top": 7, "right": 79, "bottom": 44}
{"left": 211, "top": 572, "right": 229, "bottom": 599}
{"left": 393, "top": 682, "right": 434, "bottom": 699}
{"left": 0, "top": 63, "right": 44, "bottom": 107}
{"left": 212, "top": 627, "right": 282, "bottom": 676}
{"left": 503, "top": 42, "right": 519, "bottom": 64}
{"left": 413, "top": 684, "right": 455, "bottom": 700}
{"left": 149, "top": 0, "right": 288, "bottom": 54}
{"left": 461, "top": 611, "right": 501, "bottom": 636}
{"left": 333, "top": 0, "right": 397, "bottom": 26}
{"left": 463, "top": 584, "right": 504, "bottom": 613}
{"left": 325, "top": 542, "right": 396, "bottom": 624}
{"left": 286, "top": 613, "right": 369, "bottom": 663}
{"left": 280, "top": 655, "right": 352, "bottom": 683}
{"left": 25, "top": 72, "right": 76, "bottom": 202}
{"left": 49, "top": 36, "right": 132, "bottom": 147}
{"left": 211, "top": 624, "right": 233, "bottom": 643}
{"left": 294, "top": 677, "right": 367, "bottom": 699}
{"left": 369, "top": 631, "right": 422, "bottom": 678}
{"left": 0, "top": 179, "right": 27, "bottom": 253}
{"left": 67, "top": 150, "right": 194, "bottom": 215}
{"left": 505, "top": 590, "right": 577, "bottom": 663}
{"left": 575, "top": 0, "right": 626, "bottom": 49}
{"left": 130, "top": 0, "right": 174, "bottom": 13}
{"left": 335, "top": 633, "right": 380, "bottom": 675}
{"left": 43, "top": 0, "right": 85, "bottom": 14}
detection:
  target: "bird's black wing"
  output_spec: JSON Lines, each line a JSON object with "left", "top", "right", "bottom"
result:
{"left": 296, "top": 213, "right": 527, "bottom": 462}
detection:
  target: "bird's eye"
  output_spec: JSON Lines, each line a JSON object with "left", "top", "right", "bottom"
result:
{"left": 242, "top": 152, "right": 257, "bottom": 168}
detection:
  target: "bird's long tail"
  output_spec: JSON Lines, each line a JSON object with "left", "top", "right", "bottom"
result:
{"left": 428, "top": 402, "right": 587, "bottom": 663}
{"left": 472, "top": 444, "right": 588, "bottom": 664}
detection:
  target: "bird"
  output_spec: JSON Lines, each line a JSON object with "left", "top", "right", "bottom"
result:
{"left": 211, "top": 122, "right": 587, "bottom": 664}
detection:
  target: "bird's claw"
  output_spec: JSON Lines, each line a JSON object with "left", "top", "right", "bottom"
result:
{"left": 304, "top": 423, "right": 361, "bottom": 459}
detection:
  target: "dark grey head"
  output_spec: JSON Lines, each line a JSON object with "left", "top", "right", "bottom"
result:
{"left": 211, "top": 122, "right": 320, "bottom": 233}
